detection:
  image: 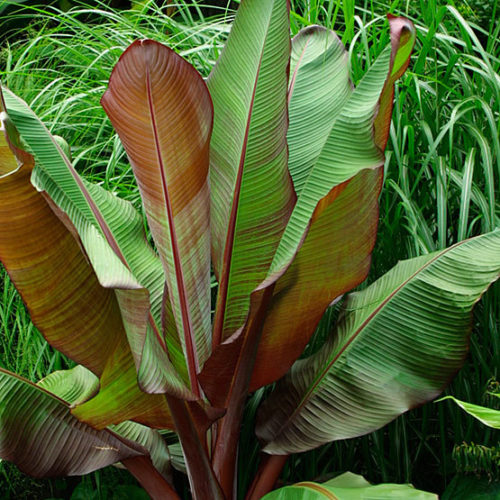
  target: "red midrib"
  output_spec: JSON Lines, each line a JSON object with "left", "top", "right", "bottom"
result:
{"left": 288, "top": 35, "right": 311, "bottom": 105}
{"left": 211, "top": 57, "right": 263, "bottom": 350}
{"left": 53, "top": 133, "right": 167, "bottom": 352}
{"left": 272, "top": 245, "right": 457, "bottom": 439}
{"left": 146, "top": 65, "right": 200, "bottom": 396}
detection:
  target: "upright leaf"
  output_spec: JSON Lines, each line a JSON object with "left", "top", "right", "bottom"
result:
{"left": 287, "top": 26, "right": 351, "bottom": 194}
{"left": 247, "top": 16, "right": 415, "bottom": 389}
{"left": 101, "top": 40, "right": 212, "bottom": 395}
{"left": 208, "top": 0, "right": 296, "bottom": 346}
{"left": 257, "top": 230, "right": 500, "bottom": 454}
{"left": 203, "top": 16, "right": 415, "bottom": 394}
{"left": 269, "top": 16, "right": 416, "bottom": 276}
{"left": 249, "top": 168, "right": 382, "bottom": 390}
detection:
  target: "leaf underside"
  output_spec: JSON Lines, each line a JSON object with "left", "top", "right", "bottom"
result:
{"left": 2, "top": 87, "right": 185, "bottom": 429}
{"left": 202, "top": 16, "right": 416, "bottom": 398}
{"left": 38, "top": 366, "right": 173, "bottom": 479}
{"left": 257, "top": 230, "right": 500, "bottom": 454}
{"left": 0, "top": 368, "right": 146, "bottom": 478}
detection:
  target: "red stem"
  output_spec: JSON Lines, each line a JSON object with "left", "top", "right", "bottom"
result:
{"left": 245, "top": 454, "right": 289, "bottom": 500}
{"left": 212, "top": 285, "right": 275, "bottom": 498}
{"left": 166, "top": 396, "right": 224, "bottom": 500}
{"left": 122, "top": 455, "right": 180, "bottom": 500}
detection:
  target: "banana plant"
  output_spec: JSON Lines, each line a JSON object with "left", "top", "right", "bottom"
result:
{"left": 0, "top": 1, "right": 499, "bottom": 499}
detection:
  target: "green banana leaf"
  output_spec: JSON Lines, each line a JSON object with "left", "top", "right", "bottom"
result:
{"left": 249, "top": 15, "right": 416, "bottom": 390}
{"left": 38, "top": 366, "right": 173, "bottom": 479}
{"left": 1, "top": 86, "right": 189, "bottom": 429}
{"left": 101, "top": 40, "right": 213, "bottom": 394}
{"left": 257, "top": 230, "right": 500, "bottom": 454}
{"left": 262, "top": 472, "right": 437, "bottom": 499}
{"left": 201, "top": 15, "right": 415, "bottom": 403}
{"left": 0, "top": 94, "right": 125, "bottom": 379}
{"left": 287, "top": 25, "right": 351, "bottom": 195}
{"left": 436, "top": 395, "right": 500, "bottom": 428}
{"left": 270, "top": 16, "right": 415, "bottom": 276}
{"left": 208, "top": 0, "right": 296, "bottom": 346}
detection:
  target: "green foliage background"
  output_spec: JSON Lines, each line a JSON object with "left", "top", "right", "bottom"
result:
{"left": 0, "top": 0, "right": 498, "bottom": 498}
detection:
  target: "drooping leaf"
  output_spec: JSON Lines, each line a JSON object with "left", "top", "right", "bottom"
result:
{"left": 436, "top": 396, "right": 500, "bottom": 429}
{"left": 262, "top": 472, "right": 437, "bottom": 499}
{"left": 101, "top": 40, "right": 213, "bottom": 395}
{"left": 257, "top": 230, "right": 500, "bottom": 454}
{"left": 112, "top": 421, "right": 172, "bottom": 481}
{"left": 269, "top": 16, "right": 416, "bottom": 276}
{"left": 208, "top": 0, "right": 296, "bottom": 346}
{"left": 38, "top": 365, "right": 173, "bottom": 480}
{"left": 0, "top": 367, "right": 146, "bottom": 477}
{"left": 72, "top": 335, "right": 222, "bottom": 432}
{"left": 161, "top": 430, "right": 186, "bottom": 474}
{"left": 0, "top": 92, "right": 124, "bottom": 378}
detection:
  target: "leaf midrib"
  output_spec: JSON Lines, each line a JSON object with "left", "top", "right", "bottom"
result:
{"left": 287, "top": 35, "right": 311, "bottom": 104}
{"left": 145, "top": 63, "right": 200, "bottom": 395}
{"left": 211, "top": 13, "right": 273, "bottom": 349}
{"left": 269, "top": 241, "right": 465, "bottom": 442}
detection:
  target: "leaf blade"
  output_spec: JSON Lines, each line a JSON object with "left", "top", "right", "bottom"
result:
{"left": 436, "top": 396, "right": 500, "bottom": 429}
{"left": 257, "top": 230, "right": 500, "bottom": 454}
{"left": 208, "top": 0, "right": 296, "bottom": 346}
{"left": 0, "top": 368, "right": 146, "bottom": 478}
{"left": 2, "top": 86, "right": 191, "bottom": 427}
{"left": 101, "top": 40, "right": 213, "bottom": 393}
{"left": 249, "top": 15, "right": 415, "bottom": 390}
{"left": 287, "top": 25, "right": 351, "bottom": 195}
{"left": 270, "top": 16, "right": 416, "bottom": 276}
{"left": 250, "top": 168, "right": 383, "bottom": 390}
{"left": 0, "top": 91, "right": 124, "bottom": 378}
